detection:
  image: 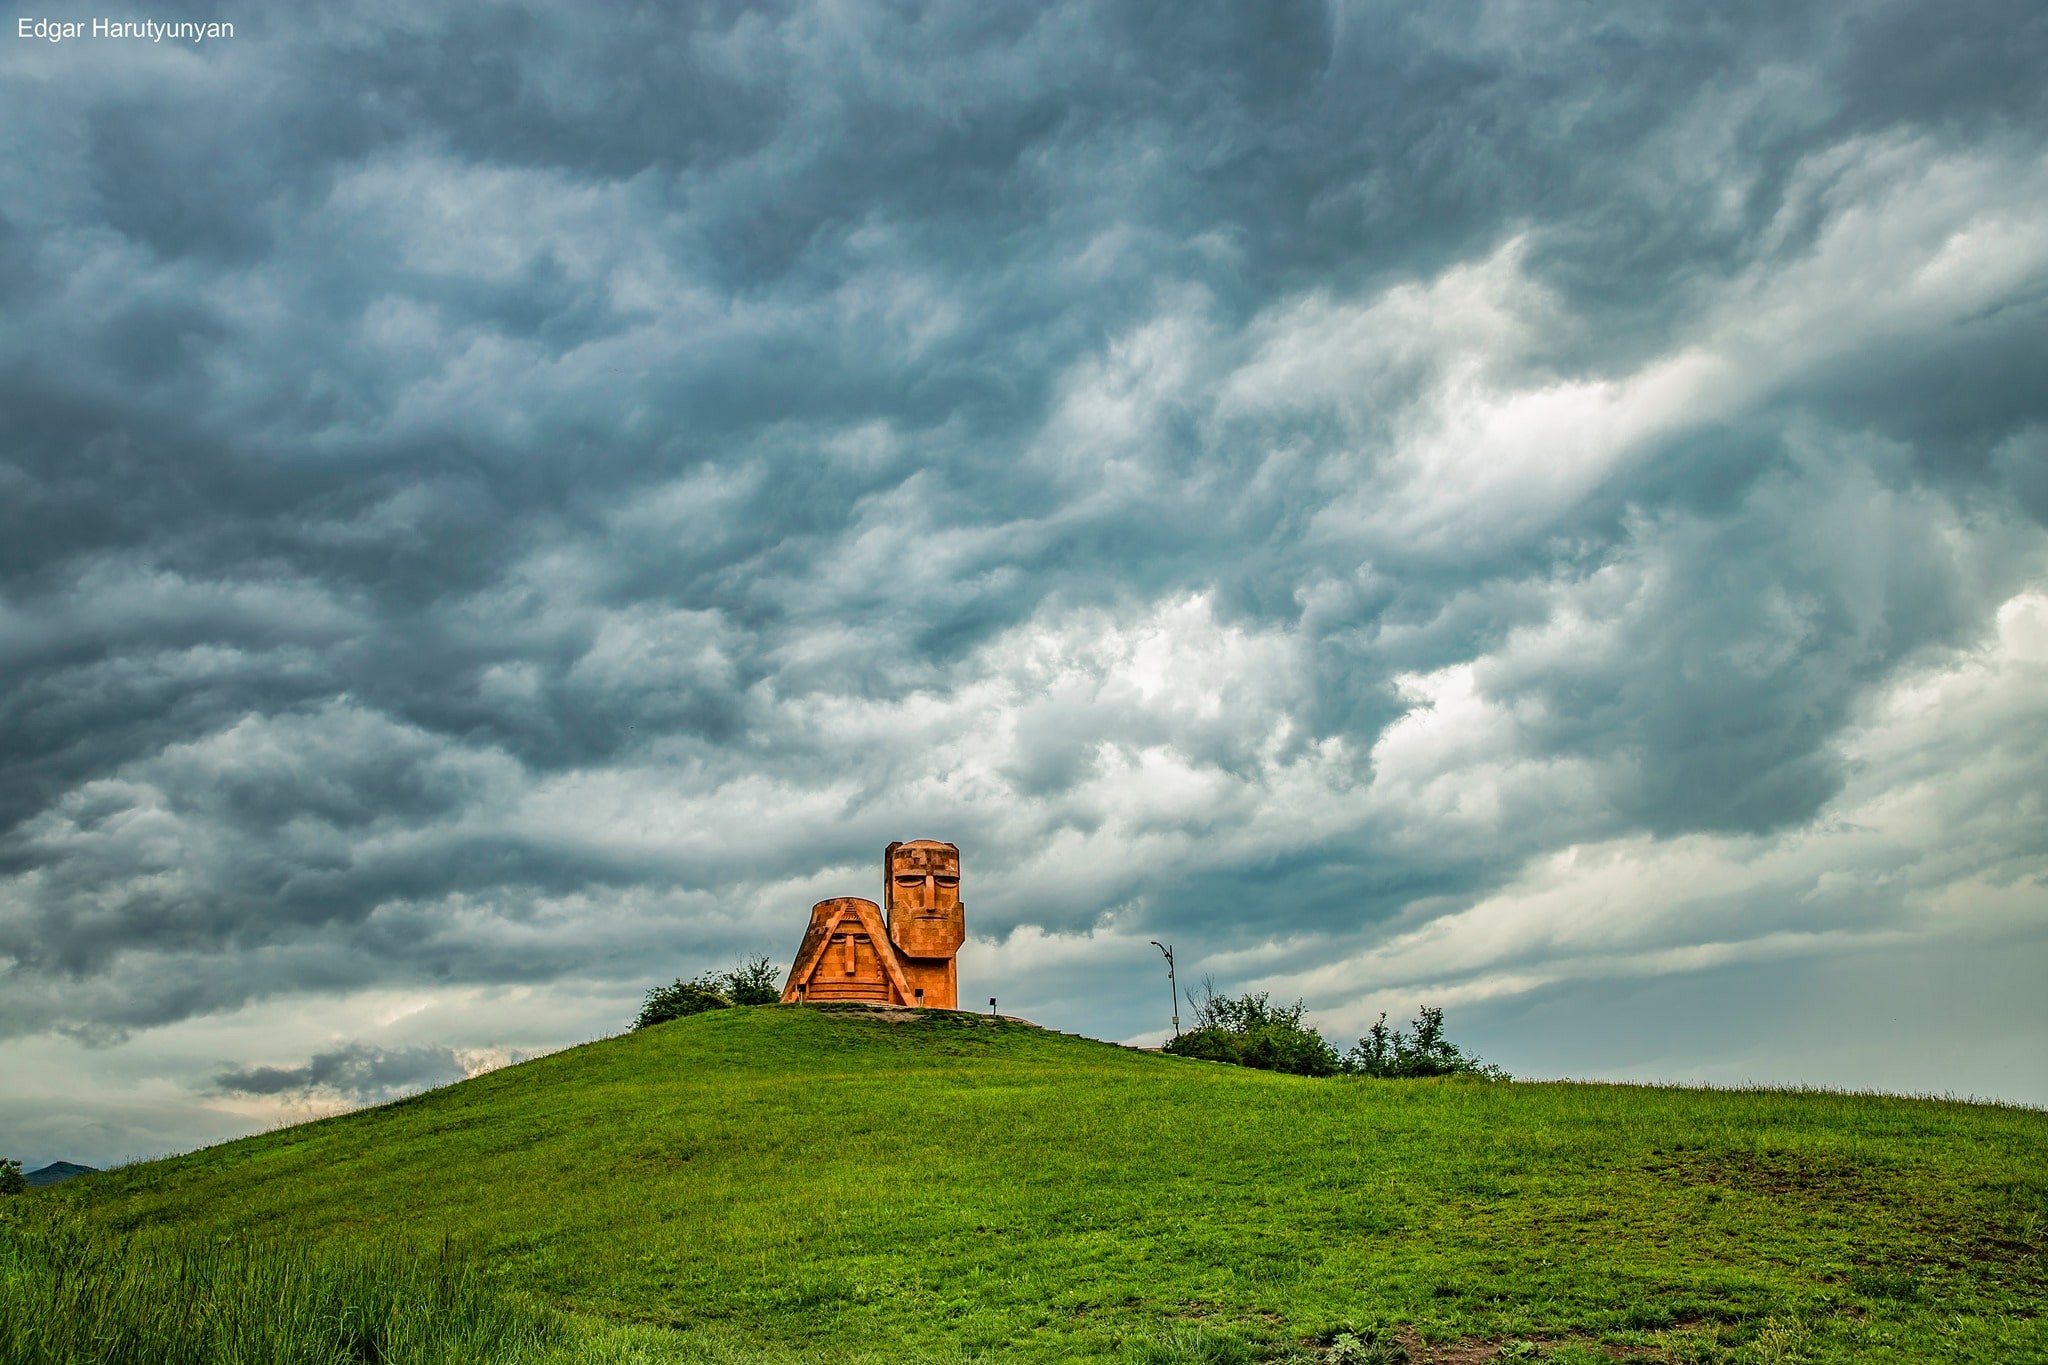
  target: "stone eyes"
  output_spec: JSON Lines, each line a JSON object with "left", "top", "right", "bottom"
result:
{"left": 892, "top": 872, "right": 960, "bottom": 889}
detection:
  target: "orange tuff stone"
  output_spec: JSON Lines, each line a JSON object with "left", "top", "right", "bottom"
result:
{"left": 780, "top": 841, "right": 964, "bottom": 1009}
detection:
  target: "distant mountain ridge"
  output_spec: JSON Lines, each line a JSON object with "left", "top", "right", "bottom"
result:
{"left": 25, "top": 1161, "right": 96, "bottom": 1188}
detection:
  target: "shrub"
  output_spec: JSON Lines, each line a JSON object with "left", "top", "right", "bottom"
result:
{"left": 1163, "top": 988, "right": 1341, "bottom": 1077}
{"left": 1342, "top": 1006, "right": 1506, "bottom": 1080}
{"left": 1160, "top": 993, "right": 1506, "bottom": 1082}
{"left": 635, "top": 979, "right": 732, "bottom": 1029}
{"left": 635, "top": 955, "right": 784, "bottom": 1029}
{"left": 0, "top": 1160, "right": 23, "bottom": 1197}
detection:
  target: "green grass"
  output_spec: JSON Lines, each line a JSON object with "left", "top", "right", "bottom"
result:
{"left": 0, "top": 1208, "right": 560, "bottom": 1364}
{"left": 22, "top": 1005, "right": 2048, "bottom": 1362}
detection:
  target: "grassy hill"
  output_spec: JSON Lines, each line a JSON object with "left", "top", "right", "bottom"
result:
{"left": 10, "top": 1004, "right": 2047, "bottom": 1363}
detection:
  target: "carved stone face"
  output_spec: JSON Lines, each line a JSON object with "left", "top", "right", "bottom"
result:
{"left": 885, "top": 839, "right": 964, "bottom": 959}
{"left": 785, "top": 896, "right": 894, "bottom": 1003}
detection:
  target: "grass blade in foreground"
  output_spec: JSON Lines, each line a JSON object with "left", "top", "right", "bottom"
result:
{"left": 0, "top": 1206, "right": 559, "bottom": 1365}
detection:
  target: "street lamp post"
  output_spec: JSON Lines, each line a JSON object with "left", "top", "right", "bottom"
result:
{"left": 1149, "top": 941, "right": 1180, "bottom": 1040}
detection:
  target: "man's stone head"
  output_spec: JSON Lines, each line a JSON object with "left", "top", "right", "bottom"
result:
{"left": 884, "top": 839, "right": 964, "bottom": 959}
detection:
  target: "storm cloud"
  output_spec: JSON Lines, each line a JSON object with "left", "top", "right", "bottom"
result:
{"left": 2, "top": 0, "right": 2045, "bottom": 1161}
{"left": 214, "top": 1042, "right": 474, "bottom": 1105}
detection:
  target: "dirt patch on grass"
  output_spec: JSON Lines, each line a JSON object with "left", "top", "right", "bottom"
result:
{"left": 1391, "top": 1328, "right": 1660, "bottom": 1362}
{"left": 1301, "top": 1327, "right": 1661, "bottom": 1363}
{"left": 1639, "top": 1147, "right": 1882, "bottom": 1202}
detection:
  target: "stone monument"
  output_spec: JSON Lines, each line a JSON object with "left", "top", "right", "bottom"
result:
{"left": 781, "top": 839, "right": 964, "bottom": 1008}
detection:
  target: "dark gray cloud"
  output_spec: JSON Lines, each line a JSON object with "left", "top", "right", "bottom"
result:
{"left": 1, "top": 0, "right": 2044, "bottom": 1144}
{"left": 214, "top": 1042, "right": 468, "bottom": 1104}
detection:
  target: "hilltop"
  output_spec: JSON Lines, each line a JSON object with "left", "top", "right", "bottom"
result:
{"left": 27, "top": 1005, "right": 2048, "bottom": 1363}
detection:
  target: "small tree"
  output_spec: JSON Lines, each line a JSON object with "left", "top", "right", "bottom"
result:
{"left": 716, "top": 955, "right": 782, "bottom": 1006}
{"left": 1348, "top": 1013, "right": 1395, "bottom": 1076}
{"left": 0, "top": 1158, "right": 25, "bottom": 1196}
{"left": 1342, "top": 1006, "right": 1506, "bottom": 1080}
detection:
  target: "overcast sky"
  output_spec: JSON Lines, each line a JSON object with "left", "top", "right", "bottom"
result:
{"left": 3, "top": 1, "right": 2045, "bottom": 1169}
